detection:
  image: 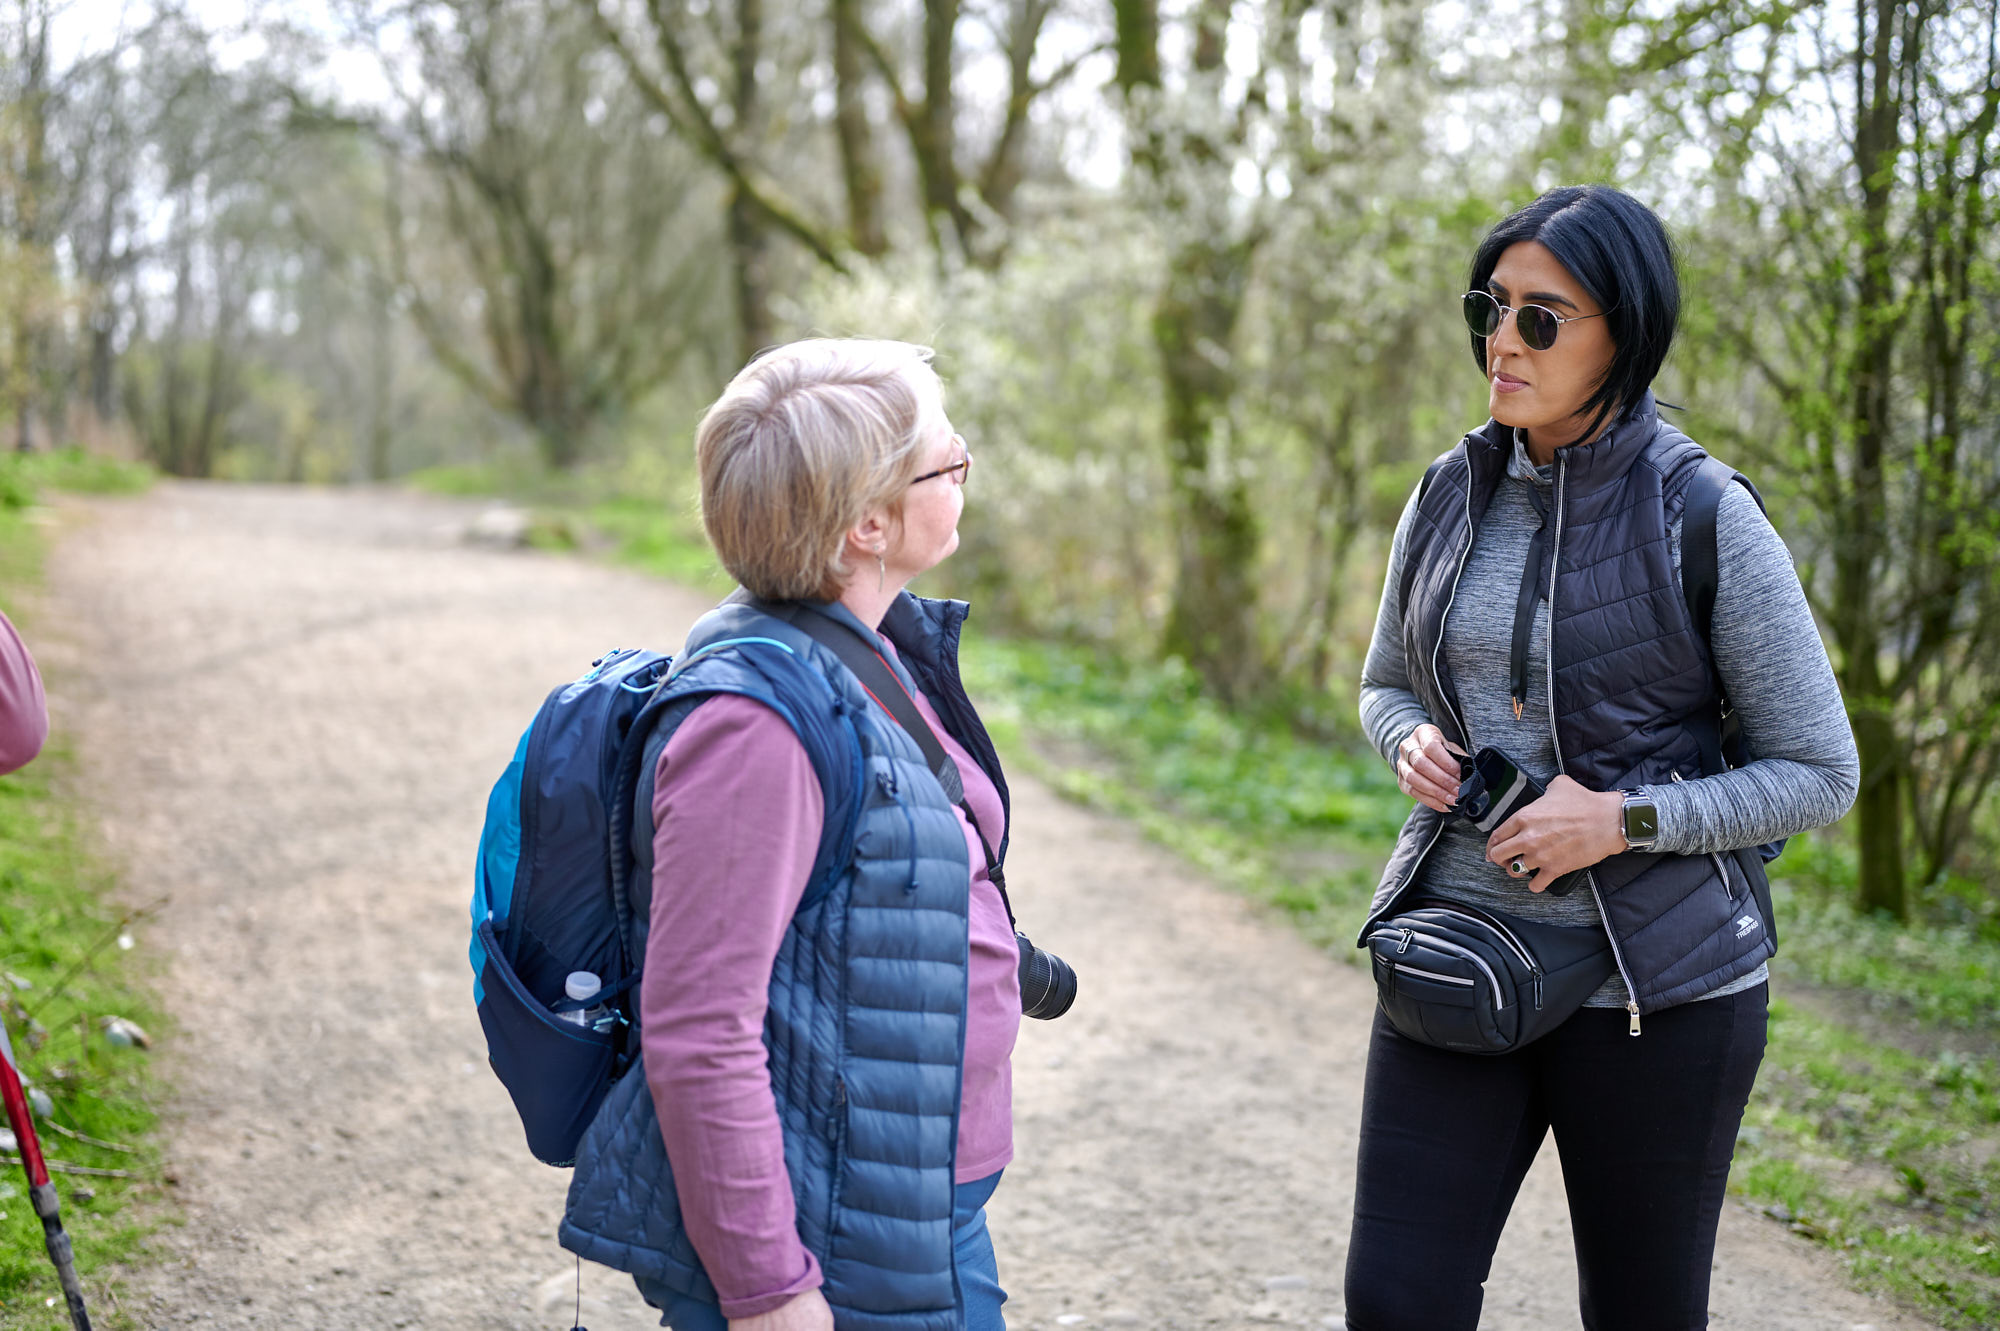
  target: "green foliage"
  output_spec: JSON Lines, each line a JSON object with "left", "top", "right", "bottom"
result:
{"left": 1738, "top": 1000, "right": 2000, "bottom": 1329}
{"left": 0, "top": 451, "right": 150, "bottom": 511}
{"left": 0, "top": 467, "right": 33, "bottom": 514}
{"left": 1772, "top": 838, "right": 2000, "bottom": 1028}
{"left": 403, "top": 463, "right": 514, "bottom": 497}
{"left": 0, "top": 512, "right": 163, "bottom": 1327}
{"left": 10, "top": 450, "right": 152, "bottom": 498}
{"left": 957, "top": 635, "right": 1404, "bottom": 944}
{"left": 583, "top": 497, "right": 729, "bottom": 590}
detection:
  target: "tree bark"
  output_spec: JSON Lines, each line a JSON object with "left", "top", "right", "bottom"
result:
{"left": 831, "top": 0, "right": 886, "bottom": 255}
{"left": 11, "top": 3, "right": 51, "bottom": 453}
{"left": 729, "top": 0, "right": 774, "bottom": 357}
{"left": 1154, "top": 236, "right": 1260, "bottom": 702}
{"left": 1112, "top": 0, "right": 1159, "bottom": 93}
{"left": 1833, "top": 0, "right": 1909, "bottom": 918}
{"left": 909, "top": 0, "right": 972, "bottom": 254}
{"left": 1144, "top": 0, "right": 1265, "bottom": 702}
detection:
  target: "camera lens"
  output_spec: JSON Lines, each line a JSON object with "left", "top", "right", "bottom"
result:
{"left": 1015, "top": 933, "right": 1077, "bottom": 1021}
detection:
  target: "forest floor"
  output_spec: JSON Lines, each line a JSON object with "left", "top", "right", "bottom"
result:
{"left": 31, "top": 480, "right": 1936, "bottom": 1330}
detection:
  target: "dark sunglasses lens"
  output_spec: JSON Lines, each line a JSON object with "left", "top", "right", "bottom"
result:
{"left": 1463, "top": 292, "right": 1500, "bottom": 337}
{"left": 1518, "top": 305, "right": 1560, "bottom": 351}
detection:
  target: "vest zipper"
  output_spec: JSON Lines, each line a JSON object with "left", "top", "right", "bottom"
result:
{"left": 1360, "top": 451, "right": 1488, "bottom": 941}
{"left": 1548, "top": 452, "right": 1643, "bottom": 1037}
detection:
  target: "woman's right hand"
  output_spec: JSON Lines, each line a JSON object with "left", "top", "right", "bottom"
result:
{"left": 729, "top": 1289, "right": 835, "bottom": 1331}
{"left": 1396, "top": 723, "right": 1467, "bottom": 814}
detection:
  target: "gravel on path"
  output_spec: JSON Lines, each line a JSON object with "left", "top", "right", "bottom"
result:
{"left": 33, "top": 482, "right": 1930, "bottom": 1331}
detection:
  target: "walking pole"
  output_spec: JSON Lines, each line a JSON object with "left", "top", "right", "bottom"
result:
{"left": 0, "top": 1021, "right": 92, "bottom": 1331}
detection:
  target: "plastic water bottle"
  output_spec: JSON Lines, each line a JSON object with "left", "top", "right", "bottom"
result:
{"left": 555, "top": 971, "right": 616, "bottom": 1032}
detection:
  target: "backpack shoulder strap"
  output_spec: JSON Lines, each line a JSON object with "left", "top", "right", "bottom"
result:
{"left": 613, "top": 638, "right": 865, "bottom": 976}
{"left": 1683, "top": 457, "right": 1728, "bottom": 656}
{"left": 1683, "top": 456, "right": 1769, "bottom": 657}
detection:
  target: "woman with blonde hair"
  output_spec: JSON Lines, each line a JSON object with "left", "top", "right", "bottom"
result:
{"left": 561, "top": 339, "right": 1038, "bottom": 1331}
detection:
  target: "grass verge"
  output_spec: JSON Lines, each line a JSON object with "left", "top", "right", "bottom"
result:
{"left": 447, "top": 463, "right": 2000, "bottom": 1327}
{"left": 1736, "top": 996, "right": 1999, "bottom": 1327}
{"left": 0, "top": 453, "right": 162, "bottom": 1329}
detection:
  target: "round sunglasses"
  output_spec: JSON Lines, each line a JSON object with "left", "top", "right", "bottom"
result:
{"left": 1462, "top": 290, "right": 1609, "bottom": 352}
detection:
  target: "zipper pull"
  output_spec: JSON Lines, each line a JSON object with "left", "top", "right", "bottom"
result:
{"left": 1398, "top": 929, "right": 1413, "bottom": 954}
{"left": 1627, "top": 1001, "right": 1642, "bottom": 1037}
{"left": 1512, "top": 696, "right": 1524, "bottom": 721}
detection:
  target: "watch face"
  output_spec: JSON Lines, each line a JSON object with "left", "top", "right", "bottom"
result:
{"left": 1625, "top": 802, "right": 1659, "bottom": 843}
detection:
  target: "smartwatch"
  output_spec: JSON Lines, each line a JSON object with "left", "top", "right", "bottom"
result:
{"left": 1620, "top": 790, "right": 1660, "bottom": 852}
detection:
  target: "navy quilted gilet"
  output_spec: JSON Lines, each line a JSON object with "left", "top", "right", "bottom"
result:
{"left": 1361, "top": 394, "right": 1776, "bottom": 1014}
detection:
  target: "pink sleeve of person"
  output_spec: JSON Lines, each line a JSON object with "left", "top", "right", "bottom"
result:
{"left": 0, "top": 609, "right": 48, "bottom": 776}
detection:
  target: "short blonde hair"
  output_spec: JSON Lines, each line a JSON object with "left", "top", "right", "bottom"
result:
{"left": 697, "top": 339, "right": 946, "bottom": 601}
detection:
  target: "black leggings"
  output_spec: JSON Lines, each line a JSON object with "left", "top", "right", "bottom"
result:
{"left": 1344, "top": 985, "right": 1768, "bottom": 1331}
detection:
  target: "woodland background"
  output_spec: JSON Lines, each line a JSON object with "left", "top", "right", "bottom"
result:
{"left": 1, "top": 0, "right": 1996, "bottom": 936}
{"left": 1, "top": 1, "right": 1999, "bottom": 1323}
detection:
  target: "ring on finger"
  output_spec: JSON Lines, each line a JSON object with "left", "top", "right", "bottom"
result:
{"left": 1509, "top": 857, "right": 1527, "bottom": 877}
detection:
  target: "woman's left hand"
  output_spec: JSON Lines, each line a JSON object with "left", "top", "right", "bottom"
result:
{"left": 1485, "top": 775, "right": 1627, "bottom": 890}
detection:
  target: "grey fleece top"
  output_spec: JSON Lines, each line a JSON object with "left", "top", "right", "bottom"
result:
{"left": 1359, "top": 431, "right": 1860, "bottom": 1007}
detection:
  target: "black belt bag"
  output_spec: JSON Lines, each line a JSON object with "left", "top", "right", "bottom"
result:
{"left": 1366, "top": 899, "right": 1615, "bottom": 1054}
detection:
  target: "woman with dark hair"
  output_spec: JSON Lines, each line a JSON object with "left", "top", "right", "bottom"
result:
{"left": 1346, "top": 186, "right": 1858, "bottom": 1329}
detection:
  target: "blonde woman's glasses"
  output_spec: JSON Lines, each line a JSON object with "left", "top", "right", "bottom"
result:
{"left": 909, "top": 437, "right": 973, "bottom": 487}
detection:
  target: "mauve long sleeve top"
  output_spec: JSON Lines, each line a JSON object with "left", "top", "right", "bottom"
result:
{"left": 640, "top": 646, "right": 1019, "bottom": 1319}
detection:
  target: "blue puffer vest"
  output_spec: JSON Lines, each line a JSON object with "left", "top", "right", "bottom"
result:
{"left": 1360, "top": 394, "right": 1775, "bottom": 1017}
{"left": 560, "top": 592, "right": 1007, "bottom": 1331}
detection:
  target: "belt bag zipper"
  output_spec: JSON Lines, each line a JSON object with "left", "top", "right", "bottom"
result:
{"left": 1410, "top": 903, "right": 1544, "bottom": 1009}
{"left": 1370, "top": 927, "right": 1507, "bottom": 1009}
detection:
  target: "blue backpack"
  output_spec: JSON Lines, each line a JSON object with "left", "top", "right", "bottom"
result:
{"left": 471, "top": 647, "right": 675, "bottom": 1167}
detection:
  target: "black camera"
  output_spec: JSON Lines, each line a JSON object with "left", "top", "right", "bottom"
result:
{"left": 1015, "top": 932, "right": 1076, "bottom": 1020}
{"left": 1451, "top": 747, "right": 1583, "bottom": 897}
{"left": 1452, "top": 746, "right": 1545, "bottom": 831}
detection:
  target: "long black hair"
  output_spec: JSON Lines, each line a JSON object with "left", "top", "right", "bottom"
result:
{"left": 1467, "top": 185, "right": 1680, "bottom": 441}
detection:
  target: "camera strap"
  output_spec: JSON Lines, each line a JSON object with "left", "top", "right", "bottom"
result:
{"left": 1509, "top": 481, "right": 1553, "bottom": 722}
{"left": 747, "top": 596, "right": 1016, "bottom": 927}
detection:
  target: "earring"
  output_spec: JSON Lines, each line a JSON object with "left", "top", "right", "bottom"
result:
{"left": 876, "top": 550, "right": 886, "bottom": 592}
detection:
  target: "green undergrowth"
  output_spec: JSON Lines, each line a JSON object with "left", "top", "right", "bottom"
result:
{"left": 1772, "top": 835, "right": 2000, "bottom": 1031}
{"left": 0, "top": 463, "right": 162, "bottom": 1329}
{"left": 0, "top": 450, "right": 153, "bottom": 508}
{"left": 1734, "top": 840, "right": 2000, "bottom": 1328}
{"left": 956, "top": 638, "right": 1404, "bottom": 948}
{"left": 1736, "top": 999, "right": 1999, "bottom": 1328}
{"left": 405, "top": 463, "right": 733, "bottom": 591}
{"left": 577, "top": 495, "right": 731, "bottom": 591}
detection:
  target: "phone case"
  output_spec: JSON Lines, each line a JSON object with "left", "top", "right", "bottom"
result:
{"left": 1452, "top": 748, "right": 1583, "bottom": 897}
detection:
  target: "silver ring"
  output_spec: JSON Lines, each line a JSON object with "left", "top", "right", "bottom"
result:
{"left": 1510, "top": 858, "right": 1527, "bottom": 877}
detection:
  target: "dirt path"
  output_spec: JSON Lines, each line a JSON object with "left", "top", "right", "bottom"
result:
{"left": 36, "top": 482, "right": 1928, "bottom": 1331}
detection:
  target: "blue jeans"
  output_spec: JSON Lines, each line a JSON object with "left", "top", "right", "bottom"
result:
{"left": 646, "top": 1170, "right": 1007, "bottom": 1329}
